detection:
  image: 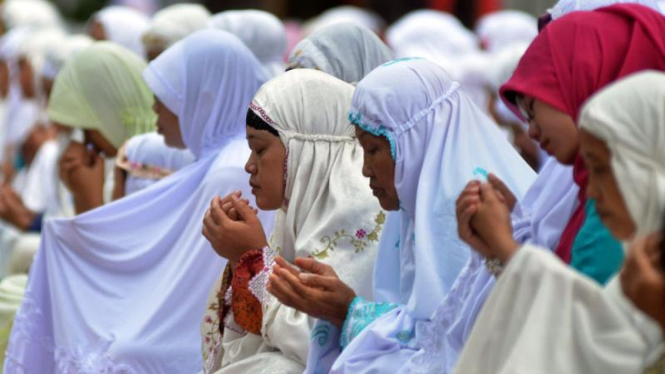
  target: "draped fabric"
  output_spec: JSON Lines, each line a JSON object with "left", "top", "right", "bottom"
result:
{"left": 1, "top": 0, "right": 62, "bottom": 30}
{"left": 92, "top": 6, "right": 150, "bottom": 58}
{"left": 500, "top": 4, "right": 665, "bottom": 263}
{"left": 3, "top": 30, "right": 271, "bottom": 374}
{"left": 120, "top": 133, "right": 195, "bottom": 195}
{"left": 41, "top": 35, "right": 93, "bottom": 81}
{"left": 303, "top": 58, "right": 536, "bottom": 374}
{"left": 142, "top": 4, "right": 210, "bottom": 55}
{"left": 47, "top": 42, "right": 156, "bottom": 150}
{"left": 209, "top": 10, "right": 287, "bottom": 78}
{"left": 548, "top": 0, "right": 661, "bottom": 18}
{"left": 288, "top": 23, "right": 394, "bottom": 85}
{"left": 474, "top": 10, "right": 537, "bottom": 53}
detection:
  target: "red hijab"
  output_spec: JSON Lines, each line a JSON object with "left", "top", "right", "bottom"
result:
{"left": 500, "top": 4, "right": 665, "bottom": 262}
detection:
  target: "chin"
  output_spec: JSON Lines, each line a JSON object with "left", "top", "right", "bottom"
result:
{"left": 378, "top": 197, "right": 400, "bottom": 211}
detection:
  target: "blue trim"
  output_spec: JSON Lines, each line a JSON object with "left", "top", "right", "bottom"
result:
{"left": 348, "top": 112, "right": 397, "bottom": 159}
{"left": 339, "top": 297, "right": 399, "bottom": 349}
{"left": 382, "top": 57, "right": 425, "bottom": 67}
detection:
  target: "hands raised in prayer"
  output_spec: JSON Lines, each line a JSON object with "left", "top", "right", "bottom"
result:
{"left": 202, "top": 191, "right": 267, "bottom": 265}
{"left": 0, "top": 185, "right": 36, "bottom": 230}
{"left": 268, "top": 256, "right": 356, "bottom": 328}
{"left": 456, "top": 178, "right": 519, "bottom": 263}
{"left": 59, "top": 141, "right": 105, "bottom": 214}
{"left": 621, "top": 233, "right": 665, "bottom": 333}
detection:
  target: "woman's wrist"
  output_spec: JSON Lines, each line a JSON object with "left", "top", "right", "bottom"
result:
{"left": 332, "top": 291, "right": 357, "bottom": 328}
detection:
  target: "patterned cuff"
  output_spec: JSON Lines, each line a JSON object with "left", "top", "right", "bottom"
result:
{"left": 230, "top": 247, "right": 277, "bottom": 335}
{"left": 339, "top": 297, "right": 398, "bottom": 350}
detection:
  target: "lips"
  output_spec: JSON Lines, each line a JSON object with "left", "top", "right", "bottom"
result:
{"left": 249, "top": 181, "right": 260, "bottom": 190}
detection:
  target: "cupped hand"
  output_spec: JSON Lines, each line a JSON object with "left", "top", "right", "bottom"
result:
{"left": 488, "top": 173, "right": 517, "bottom": 212}
{"left": 59, "top": 142, "right": 105, "bottom": 213}
{"left": 268, "top": 256, "right": 356, "bottom": 328}
{"left": 202, "top": 192, "right": 266, "bottom": 263}
{"left": 470, "top": 182, "right": 519, "bottom": 263}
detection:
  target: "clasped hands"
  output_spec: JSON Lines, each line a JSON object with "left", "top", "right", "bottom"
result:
{"left": 59, "top": 141, "right": 105, "bottom": 213}
{"left": 456, "top": 173, "right": 519, "bottom": 264}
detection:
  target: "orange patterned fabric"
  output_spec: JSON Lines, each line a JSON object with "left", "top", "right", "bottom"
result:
{"left": 230, "top": 249, "right": 266, "bottom": 335}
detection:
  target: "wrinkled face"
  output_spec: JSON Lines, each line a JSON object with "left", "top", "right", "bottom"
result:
{"left": 245, "top": 126, "right": 286, "bottom": 210}
{"left": 84, "top": 129, "right": 117, "bottom": 157}
{"left": 18, "top": 58, "right": 35, "bottom": 98}
{"left": 355, "top": 126, "right": 399, "bottom": 211}
{"left": 580, "top": 129, "right": 636, "bottom": 240}
{"left": 517, "top": 95, "right": 579, "bottom": 165}
{"left": 153, "top": 96, "right": 185, "bottom": 149}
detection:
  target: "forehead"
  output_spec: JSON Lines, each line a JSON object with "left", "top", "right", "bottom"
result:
{"left": 246, "top": 125, "right": 277, "bottom": 141}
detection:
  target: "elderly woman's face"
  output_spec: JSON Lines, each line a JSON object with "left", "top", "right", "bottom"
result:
{"left": 580, "top": 129, "right": 636, "bottom": 240}
{"left": 355, "top": 127, "right": 399, "bottom": 211}
{"left": 245, "top": 126, "right": 286, "bottom": 210}
{"left": 153, "top": 96, "right": 185, "bottom": 149}
{"left": 517, "top": 95, "right": 579, "bottom": 165}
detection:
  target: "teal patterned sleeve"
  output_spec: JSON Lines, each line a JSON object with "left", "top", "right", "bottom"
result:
{"left": 340, "top": 296, "right": 398, "bottom": 349}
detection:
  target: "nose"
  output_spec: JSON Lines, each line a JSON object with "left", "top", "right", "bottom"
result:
{"left": 527, "top": 120, "right": 540, "bottom": 141}
{"left": 245, "top": 155, "right": 256, "bottom": 175}
{"left": 361, "top": 156, "right": 372, "bottom": 179}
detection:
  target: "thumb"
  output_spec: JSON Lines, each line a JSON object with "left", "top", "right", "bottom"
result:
{"left": 231, "top": 196, "right": 256, "bottom": 221}
{"left": 480, "top": 182, "right": 499, "bottom": 204}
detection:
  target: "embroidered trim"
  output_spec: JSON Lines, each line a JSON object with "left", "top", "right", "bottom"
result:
{"left": 249, "top": 102, "right": 278, "bottom": 127}
{"left": 115, "top": 144, "right": 174, "bottom": 180}
{"left": 349, "top": 112, "right": 397, "bottom": 160}
{"left": 248, "top": 247, "right": 277, "bottom": 306}
{"left": 339, "top": 296, "right": 398, "bottom": 350}
{"left": 382, "top": 57, "right": 425, "bottom": 67}
{"left": 312, "top": 211, "right": 386, "bottom": 260}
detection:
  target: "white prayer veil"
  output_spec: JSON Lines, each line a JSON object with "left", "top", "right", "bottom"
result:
{"left": 549, "top": 0, "right": 661, "bottom": 19}
{"left": 303, "top": 6, "right": 385, "bottom": 35}
{"left": 251, "top": 68, "right": 382, "bottom": 299}
{"left": 92, "top": 6, "right": 150, "bottom": 57}
{"left": 350, "top": 58, "right": 536, "bottom": 319}
{"left": 287, "top": 22, "right": 394, "bottom": 85}
{"left": 580, "top": 71, "right": 665, "bottom": 236}
{"left": 3, "top": 30, "right": 271, "bottom": 373}
{"left": 1, "top": 0, "right": 62, "bottom": 30}
{"left": 474, "top": 10, "right": 537, "bottom": 53}
{"left": 208, "top": 10, "right": 287, "bottom": 78}
{"left": 121, "top": 132, "right": 195, "bottom": 195}
{"left": 142, "top": 3, "right": 211, "bottom": 56}
{"left": 41, "top": 35, "right": 94, "bottom": 81}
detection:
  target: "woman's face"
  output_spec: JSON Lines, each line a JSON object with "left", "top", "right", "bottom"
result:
{"left": 355, "top": 127, "right": 399, "bottom": 211}
{"left": 517, "top": 95, "right": 579, "bottom": 165}
{"left": 245, "top": 126, "right": 286, "bottom": 210}
{"left": 84, "top": 129, "right": 118, "bottom": 157}
{"left": 88, "top": 20, "right": 107, "bottom": 41}
{"left": 580, "top": 129, "right": 636, "bottom": 240}
{"left": 153, "top": 96, "right": 185, "bottom": 149}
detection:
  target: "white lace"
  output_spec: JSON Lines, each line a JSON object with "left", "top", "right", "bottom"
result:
{"left": 248, "top": 247, "right": 277, "bottom": 307}
{"left": 403, "top": 254, "right": 485, "bottom": 374}
{"left": 5, "top": 297, "right": 136, "bottom": 374}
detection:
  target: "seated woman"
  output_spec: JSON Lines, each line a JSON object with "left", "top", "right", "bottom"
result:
{"left": 4, "top": 30, "right": 270, "bottom": 374}
{"left": 266, "top": 58, "right": 536, "bottom": 374}
{"left": 453, "top": 71, "right": 665, "bottom": 374}
{"left": 47, "top": 42, "right": 156, "bottom": 214}
{"left": 200, "top": 69, "right": 384, "bottom": 374}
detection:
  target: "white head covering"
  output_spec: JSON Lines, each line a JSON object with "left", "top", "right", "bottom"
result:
{"left": 549, "top": 0, "right": 661, "bottom": 19}
{"left": 386, "top": 10, "right": 479, "bottom": 80}
{"left": 17, "top": 28, "right": 66, "bottom": 97}
{"left": 142, "top": 4, "right": 211, "bottom": 55}
{"left": 4, "top": 30, "right": 271, "bottom": 373}
{"left": 303, "top": 6, "right": 385, "bottom": 35}
{"left": 288, "top": 22, "right": 394, "bottom": 85}
{"left": 0, "top": 28, "right": 44, "bottom": 147}
{"left": 474, "top": 10, "right": 537, "bottom": 53}
{"left": 209, "top": 10, "right": 287, "bottom": 78}
{"left": 1, "top": 0, "right": 62, "bottom": 30}
{"left": 580, "top": 71, "right": 665, "bottom": 236}
{"left": 93, "top": 6, "right": 150, "bottom": 57}
{"left": 121, "top": 132, "right": 195, "bottom": 195}
{"left": 349, "top": 58, "right": 536, "bottom": 318}
{"left": 41, "top": 35, "right": 94, "bottom": 81}
{"left": 251, "top": 69, "right": 382, "bottom": 298}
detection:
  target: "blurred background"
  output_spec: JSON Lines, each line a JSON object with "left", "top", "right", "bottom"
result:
{"left": 48, "top": 0, "right": 554, "bottom": 27}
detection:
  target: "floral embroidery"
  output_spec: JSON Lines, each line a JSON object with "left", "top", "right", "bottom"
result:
{"left": 311, "top": 323, "right": 332, "bottom": 347}
{"left": 340, "top": 296, "right": 398, "bottom": 349}
{"left": 312, "top": 211, "right": 386, "bottom": 260}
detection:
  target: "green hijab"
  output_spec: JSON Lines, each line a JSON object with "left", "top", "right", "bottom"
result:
{"left": 47, "top": 41, "right": 156, "bottom": 149}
